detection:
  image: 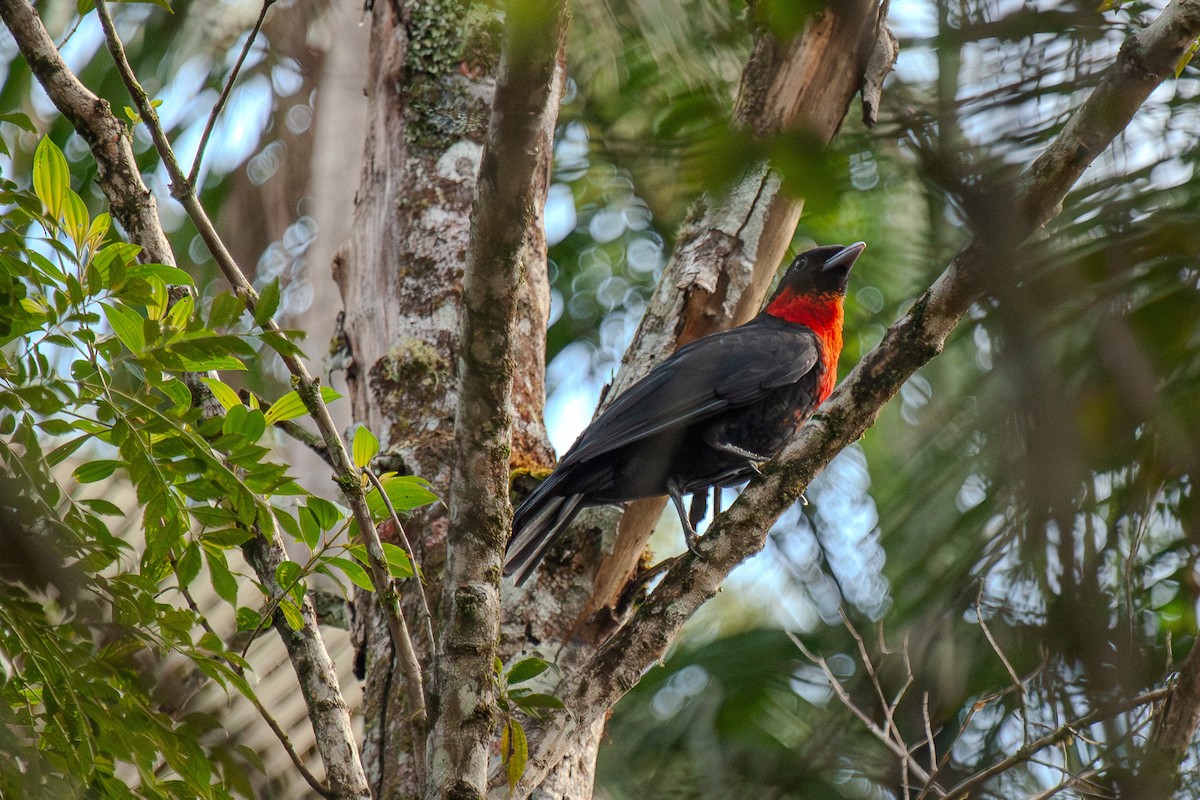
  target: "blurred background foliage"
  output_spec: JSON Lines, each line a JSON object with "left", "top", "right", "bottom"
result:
{"left": 2, "top": 0, "right": 1200, "bottom": 797}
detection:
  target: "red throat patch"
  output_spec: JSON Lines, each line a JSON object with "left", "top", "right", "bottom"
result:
{"left": 764, "top": 288, "right": 844, "bottom": 402}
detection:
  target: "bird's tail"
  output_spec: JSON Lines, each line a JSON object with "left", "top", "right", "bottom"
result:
{"left": 504, "top": 491, "right": 585, "bottom": 586}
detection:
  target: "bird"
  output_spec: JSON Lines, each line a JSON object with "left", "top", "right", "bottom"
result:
{"left": 504, "top": 242, "right": 865, "bottom": 585}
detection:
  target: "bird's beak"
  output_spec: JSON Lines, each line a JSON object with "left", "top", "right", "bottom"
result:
{"left": 821, "top": 241, "right": 866, "bottom": 272}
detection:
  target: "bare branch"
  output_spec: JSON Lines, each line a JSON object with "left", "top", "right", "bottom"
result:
{"left": 189, "top": 0, "right": 276, "bottom": 186}
{"left": 518, "top": 2, "right": 1200, "bottom": 792}
{"left": 788, "top": 630, "right": 940, "bottom": 792}
{"left": 839, "top": 608, "right": 904, "bottom": 747}
{"left": 941, "top": 688, "right": 1169, "bottom": 799}
{"left": 431, "top": 0, "right": 568, "bottom": 794}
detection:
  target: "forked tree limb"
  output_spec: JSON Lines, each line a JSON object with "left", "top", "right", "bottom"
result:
{"left": 516, "top": 2, "right": 1200, "bottom": 795}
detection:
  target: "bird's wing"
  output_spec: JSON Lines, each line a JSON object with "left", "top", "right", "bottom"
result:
{"left": 563, "top": 319, "right": 821, "bottom": 465}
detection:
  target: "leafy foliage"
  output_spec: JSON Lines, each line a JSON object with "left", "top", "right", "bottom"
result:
{"left": 0, "top": 136, "right": 436, "bottom": 796}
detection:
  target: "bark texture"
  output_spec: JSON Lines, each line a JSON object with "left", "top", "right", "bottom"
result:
{"left": 243, "top": 531, "right": 371, "bottom": 800}
{"left": 430, "top": 2, "right": 568, "bottom": 797}
{"left": 334, "top": 2, "right": 556, "bottom": 797}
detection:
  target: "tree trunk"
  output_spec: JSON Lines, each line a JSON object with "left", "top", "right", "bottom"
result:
{"left": 334, "top": 2, "right": 556, "bottom": 797}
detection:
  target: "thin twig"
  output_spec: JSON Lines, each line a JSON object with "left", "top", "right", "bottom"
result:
{"left": 173, "top": 562, "right": 334, "bottom": 799}
{"left": 188, "top": 0, "right": 276, "bottom": 186}
{"left": 975, "top": 589, "right": 1030, "bottom": 743}
{"left": 922, "top": 690, "right": 937, "bottom": 778}
{"left": 787, "top": 629, "right": 941, "bottom": 792}
{"left": 364, "top": 466, "right": 435, "bottom": 650}
{"left": 839, "top": 607, "right": 906, "bottom": 747}
{"left": 916, "top": 698, "right": 987, "bottom": 800}
{"left": 940, "top": 688, "right": 1170, "bottom": 799}
{"left": 93, "top": 0, "right": 427, "bottom": 781}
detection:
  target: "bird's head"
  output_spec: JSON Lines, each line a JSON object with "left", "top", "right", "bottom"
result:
{"left": 770, "top": 242, "right": 866, "bottom": 301}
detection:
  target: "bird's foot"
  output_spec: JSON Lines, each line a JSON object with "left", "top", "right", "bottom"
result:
{"left": 711, "top": 440, "right": 770, "bottom": 475}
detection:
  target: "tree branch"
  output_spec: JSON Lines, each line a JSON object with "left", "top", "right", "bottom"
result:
{"left": 0, "top": 0, "right": 173, "bottom": 266}
{"left": 174, "top": 563, "right": 334, "bottom": 799}
{"left": 430, "top": 0, "right": 567, "bottom": 796}
{"left": 517, "top": 1, "right": 1200, "bottom": 794}
{"left": 1143, "top": 634, "right": 1200, "bottom": 796}
{"left": 188, "top": 0, "right": 276, "bottom": 186}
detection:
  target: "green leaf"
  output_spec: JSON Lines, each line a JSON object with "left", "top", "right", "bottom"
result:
{"left": 126, "top": 262, "right": 195, "bottom": 287}
{"left": 236, "top": 607, "right": 264, "bottom": 632}
{"left": 32, "top": 137, "right": 69, "bottom": 221}
{"left": 176, "top": 542, "right": 202, "bottom": 588}
{"left": 278, "top": 598, "right": 304, "bottom": 631}
{"left": 503, "top": 718, "right": 528, "bottom": 791}
{"left": 0, "top": 111, "right": 35, "bottom": 132}
{"left": 506, "top": 657, "right": 554, "bottom": 686}
{"left": 353, "top": 425, "right": 379, "bottom": 469}
{"left": 62, "top": 190, "right": 89, "bottom": 249}
{"left": 79, "top": 498, "right": 124, "bottom": 516}
{"left": 208, "top": 291, "right": 246, "bottom": 329}
{"left": 275, "top": 560, "right": 303, "bottom": 594}
{"left": 512, "top": 692, "right": 565, "bottom": 718}
{"left": 101, "top": 302, "right": 146, "bottom": 352}
{"left": 85, "top": 211, "right": 110, "bottom": 250}
{"left": 366, "top": 474, "right": 439, "bottom": 519}
{"left": 381, "top": 542, "right": 413, "bottom": 579}
{"left": 199, "top": 377, "right": 241, "bottom": 411}
{"left": 91, "top": 241, "right": 139, "bottom": 286}
{"left": 307, "top": 497, "right": 342, "bottom": 530}
{"left": 325, "top": 556, "right": 373, "bottom": 592}
{"left": 200, "top": 528, "right": 253, "bottom": 548}
{"left": 262, "top": 390, "right": 304, "bottom": 424}
{"left": 73, "top": 459, "right": 122, "bottom": 483}
{"left": 297, "top": 506, "right": 322, "bottom": 550}
{"left": 222, "top": 405, "right": 267, "bottom": 442}
{"left": 254, "top": 279, "right": 280, "bottom": 328}
{"left": 205, "top": 547, "right": 239, "bottom": 606}
{"left": 159, "top": 377, "right": 192, "bottom": 414}
{"left": 262, "top": 386, "right": 342, "bottom": 425}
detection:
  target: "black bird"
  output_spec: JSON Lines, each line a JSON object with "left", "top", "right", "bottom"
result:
{"left": 505, "top": 242, "right": 865, "bottom": 585}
